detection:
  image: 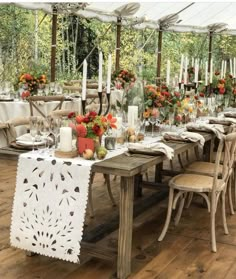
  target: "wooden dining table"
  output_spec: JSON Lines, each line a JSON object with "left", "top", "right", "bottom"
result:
{"left": 6, "top": 130, "right": 215, "bottom": 279}
{"left": 90, "top": 131, "right": 214, "bottom": 279}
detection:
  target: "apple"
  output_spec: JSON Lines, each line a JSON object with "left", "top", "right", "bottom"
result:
{"left": 83, "top": 149, "right": 94, "bottom": 160}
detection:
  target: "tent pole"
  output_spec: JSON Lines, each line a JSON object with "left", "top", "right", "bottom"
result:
{"left": 156, "top": 28, "right": 163, "bottom": 86}
{"left": 50, "top": 7, "right": 57, "bottom": 82}
{"left": 115, "top": 17, "right": 122, "bottom": 71}
{"left": 208, "top": 31, "right": 213, "bottom": 95}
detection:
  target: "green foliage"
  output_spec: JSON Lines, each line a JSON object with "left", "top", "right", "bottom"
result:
{"left": 1, "top": 4, "right": 236, "bottom": 85}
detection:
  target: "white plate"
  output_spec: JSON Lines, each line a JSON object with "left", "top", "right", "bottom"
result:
{"left": 16, "top": 140, "right": 44, "bottom": 146}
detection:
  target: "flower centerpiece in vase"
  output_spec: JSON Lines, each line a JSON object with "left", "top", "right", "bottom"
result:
{"left": 143, "top": 83, "right": 183, "bottom": 124}
{"left": 19, "top": 73, "right": 47, "bottom": 99}
{"left": 69, "top": 111, "right": 117, "bottom": 156}
{"left": 112, "top": 69, "right": 136, "bottom": 113}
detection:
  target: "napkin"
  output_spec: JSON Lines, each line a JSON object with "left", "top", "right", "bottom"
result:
{"left": 224, "top": 112, "right": 236, "bottom": 118}
{"left": 16, "top": 133, "right": 44, "bottom": 146}
{"left": 163, "top": 131, "right": 205, "bottom": 148}
{"left": 128, "top": 142, "right": 174, "bottom": 160}
{"left": 209, "top": 117, "right": 236, "bottom": 125}
{"left": 186, "top": 123, "right": 224, "bottom": 139}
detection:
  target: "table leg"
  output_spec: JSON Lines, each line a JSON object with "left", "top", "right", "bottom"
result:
{"left": 117, "top": 176, "right": 134, "bottom": 279}
{"left": 155, "top": 162, "right": 163, "bottom": 183}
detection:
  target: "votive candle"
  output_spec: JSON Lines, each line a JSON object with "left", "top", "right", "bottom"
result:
{"left": 60, "top": 127, "right": 72, "bottom": 152}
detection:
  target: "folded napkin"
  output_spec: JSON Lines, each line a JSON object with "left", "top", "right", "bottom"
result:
{"left": 128, "top": 142, "right": 174, "bottom": 160}
{"left": 224, "top": 112, "right": 236, "bottom": 118}
{"left": 16, "top": 133, "right": 44, "bottom": 146}
{"left": 186, "top": 123, "right": 224, "bottom": 139}
{"left": 163, "top": 131, "right": 205, "bottom": 148}
{"left": 16, "top": 133, "right": 33, "bottom": 142}
{"left": 209, "top": 117, "right": 236, "bottom": 125}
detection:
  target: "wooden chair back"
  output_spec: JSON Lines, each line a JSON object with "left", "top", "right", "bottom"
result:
{"left": 27, "top": 95, "right": 65, "bottom": 118}
{"left": 213, "top": 132, "right": 236, "bottom": 193}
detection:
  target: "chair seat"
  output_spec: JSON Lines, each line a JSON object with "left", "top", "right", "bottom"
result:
{"left": 185, "top": 161, "right": 223, "bottom": 176}
{"left": 169, "top": 174, "right": 225, "bottom": 192}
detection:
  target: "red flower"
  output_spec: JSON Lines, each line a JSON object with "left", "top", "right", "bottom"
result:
{"left": 219, "top": 88, "right": 225, "bottom": 94}
{"left": 68, "top": 112, "right": 75, "bottom": 119}
{"left": 199, "top": 92, "right": 205, "bottom": 97}
{"left": 174, "top": 91, "right": 180, "bottom": 98}
{"left": 92, "top": 124, "right": 103, "bottom": 136}
{"left": 88, "top": 111, "right": 97, "bottom": 119}
{"left": 24, "top": 74, "right": 33, "bottom": 81}
{"left": 76, "top": 124, "right": 87, "bottom": 137}
{"left": 75, "top": 115, "right": 84, "bottom": 124}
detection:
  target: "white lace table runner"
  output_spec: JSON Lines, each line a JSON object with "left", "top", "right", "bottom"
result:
{"left": 10, "top": 147, "right": 127, "bottom": 263}
{"left": 10, "top": 153, "right": 93, "bottom": 263}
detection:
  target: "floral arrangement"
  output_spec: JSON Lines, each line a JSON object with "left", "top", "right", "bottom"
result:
{"left": 112, "top": 69, "right": 136, "bottom": 89}
{"left": 19, "top": 73, "right": 47, "bottom": 96}
{"left": 69, "top": 111, "right": 117, "bottom": 139}
{"left": 143, "top": 84, "right": 182, "bottom": 119}
{"left": 212, "top": 71, "right": 233, "bottom": 95}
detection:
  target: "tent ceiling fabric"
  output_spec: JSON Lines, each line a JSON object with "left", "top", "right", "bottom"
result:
{"left": 14, "top": 2, "right": 236, "bottom": 35}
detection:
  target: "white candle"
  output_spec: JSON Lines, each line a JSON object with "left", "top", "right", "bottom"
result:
{"left": 224, "top": 60, "right": 227, "bottom": 78}
{"left": 184, "top": 56, "right": 188, "bottom": 85}
{"left": 230, "top": 58, "right": 233, "bottom": 75}
{"left": 128, "top": 106, "right": 138, "bottom": 128}
{"left": 98, "top": 51, "right": 103, "bottom": 92}
{"left": 234, "top": 57, "right": 236, "bottom": 78}
{"left": 115, "top": 116, "right": 122, "bottom": 137}
{"left": 166, "top": 59, "right": 170, "bottom": 86}
{"left": 191, "top": 57, "right": 194, "bottom": 67}
{"left": 194, "top": 59, "right": 199, "bottom": 83}
{"left": 60, "top": 127, "right": 72, "bottom": 152}
{"left": 179, "top": 54, "right": 184, "bottom": 83}
{"left": 82, "top": 59, "right": 87, "bottom": 100}
{"left": 220, "top": 60, "right": 224, "bottom": 78}
{"left": 205, "top": 61, "right": 208, "bottom": 86}
{"left": 106, "top": 54, "right": 112, "bottom": 94}
{"left": 209, "top": 59, "right": 213, "bottom": 83}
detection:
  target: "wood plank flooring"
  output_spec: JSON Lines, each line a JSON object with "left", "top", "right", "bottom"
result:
{"left": 1, "top": 157, "right": 236, "bottom": 279}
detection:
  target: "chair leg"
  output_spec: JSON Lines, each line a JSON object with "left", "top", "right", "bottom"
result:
{"left": 185, "top": 192, "right": 193, "bottom": 209}
{"left": 221, "top": 192, "right": 229, "bottom": 235}
{"left": 104, "top": 174, "right": 116, "bottom": 206}
{"left": 228, "top": 175, "right": 234, "bottom": 215}
{"left": 174, "top": 192, "right": 187, "bottom": 226}
{"left": 158, "top": 188, "right": 174, "bottom": 241}
{"left": 211, "top": 193, "right": 217, "bottom": 253}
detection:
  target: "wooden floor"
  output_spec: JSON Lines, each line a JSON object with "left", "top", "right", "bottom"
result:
{"left": 1, "top": 157, "right": 236, "bottom": 279}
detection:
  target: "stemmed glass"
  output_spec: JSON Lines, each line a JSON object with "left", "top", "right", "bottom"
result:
{"left": 149, "top": 115, "right": 157, "bottom": 137}
{"left": 47, "top": 116, "right": 62, "bottom": 149}
{"left": 29, "top": 116, "right": 38, "bottom": 153}
{"left": 39, "top": 119, "right": 50, "bottom": 153}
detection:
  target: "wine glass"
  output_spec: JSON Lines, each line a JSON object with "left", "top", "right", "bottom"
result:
{"left": 46, "top": 116, "right": 61, "bottom": 149}
{"left": 29, "top": 116, "right": 38, "bottom": 153}
{"left": 149, "top": 115, "right": 157, "bottom": 137}
{"left": 39, "top": 119, "right": 50, "bottom": 153}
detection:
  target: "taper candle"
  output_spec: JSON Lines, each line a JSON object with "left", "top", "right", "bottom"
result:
{"left": 98, "top": 52, "right": 103, "bottom": 92}
{"left": 82, "top": 59, "right": 87, "bottom": 101}
{"left": 106, "top": 54, "right": 112, "bottom": 94}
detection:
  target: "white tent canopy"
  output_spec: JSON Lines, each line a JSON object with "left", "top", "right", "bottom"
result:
{"left": 14, "top": 2, "right": 236, "bottom": 35}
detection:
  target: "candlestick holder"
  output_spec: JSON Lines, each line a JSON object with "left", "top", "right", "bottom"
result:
{"left": 193, "top": 82, "right": 198, "bottom": 94}
{"left": 103, "top": 93, "right": 110, "bottom": 116}
{"left": 97, "top": 91, "right": 103, "bottom": 115}
{"left": 82, "top": 99, "right": 86, "bottom": 115}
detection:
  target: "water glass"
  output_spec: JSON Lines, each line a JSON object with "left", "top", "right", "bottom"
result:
{"left": 29, "top": 116, "right": 38, "bottom": 153}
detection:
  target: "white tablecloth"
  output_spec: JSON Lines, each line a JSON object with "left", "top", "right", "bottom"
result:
{"left": 0, "top": 99, "right": 81, "bottom": 137}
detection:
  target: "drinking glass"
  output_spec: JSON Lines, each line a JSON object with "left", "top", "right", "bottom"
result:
{"left": 39, "top": 119, "right": 50, "bottom": 153}
{"left": 149, "top": 116, "right": 157, "bottom": 137}
{"left": 29, "top": 116, "right": 38, "bottom": 153}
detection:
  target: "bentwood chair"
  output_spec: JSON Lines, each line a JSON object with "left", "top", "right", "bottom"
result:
{"left": 158, "top": 131, "right": 236, "bottom": 252}
{"left": 27, "top": 95, "right": 65, "bottom": 118}
{"left": 183, "top": 124, "right": 236, "bottom": 215}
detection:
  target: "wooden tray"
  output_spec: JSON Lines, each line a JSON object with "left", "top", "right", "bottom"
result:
{"left": 54, "top": 149, "right": 78, "bottom": 158}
